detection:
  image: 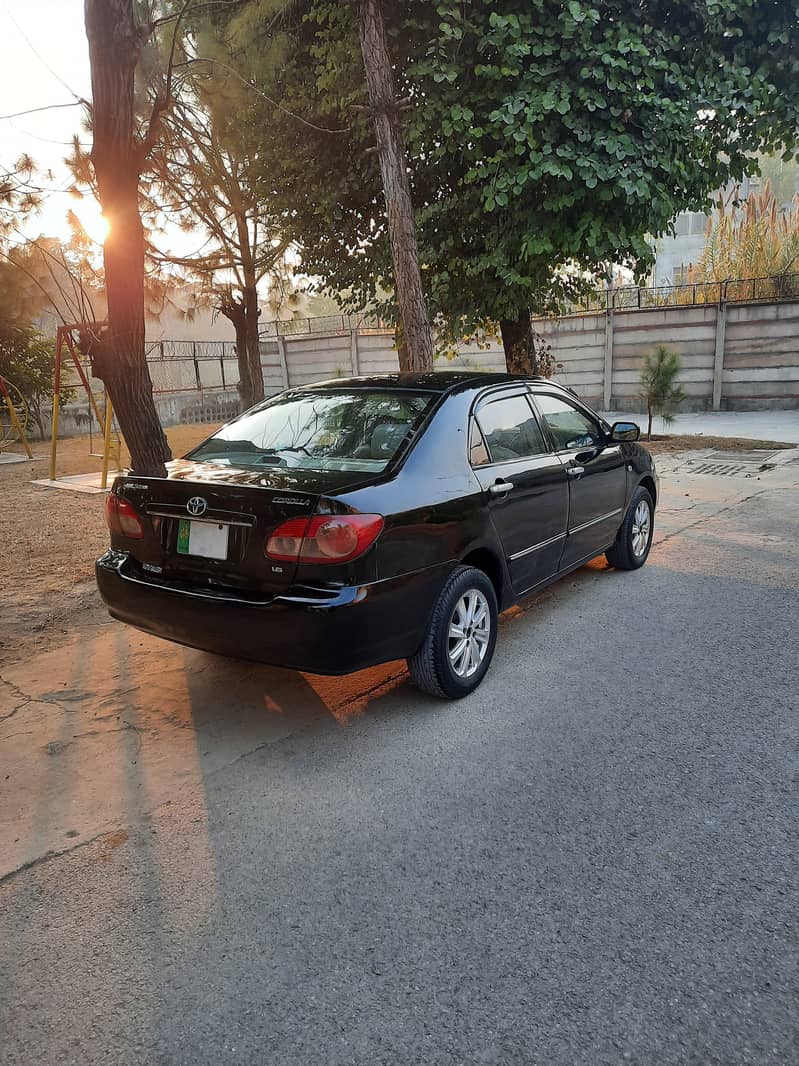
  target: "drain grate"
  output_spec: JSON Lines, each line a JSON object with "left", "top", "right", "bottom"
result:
{"left": 687, "top": 461, "right": 748, "bottom": 477}
{"left": 704, "top": 449, "right": 778, "bottom": 463}
{"left": 683, "top": 448, "right": 786, "bottom": 477}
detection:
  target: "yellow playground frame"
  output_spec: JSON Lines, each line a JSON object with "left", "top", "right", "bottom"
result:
{"left": 0, "top": 374, "right": 33, "bottom": 458}
{"left": 49, "top": 323, "right": 121, "bottom": 489}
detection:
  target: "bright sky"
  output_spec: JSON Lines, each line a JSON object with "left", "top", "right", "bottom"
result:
{"left": 0, "top": 0, "right": 105, "bottom": 240}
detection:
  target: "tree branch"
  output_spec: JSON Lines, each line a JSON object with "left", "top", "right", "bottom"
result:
{"left": 139, "top": 0, "right": 194, "bottom": 162}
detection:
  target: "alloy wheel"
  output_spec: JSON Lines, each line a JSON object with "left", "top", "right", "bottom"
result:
{"left": 448, "top": 589, "right": 491, "bottom": 678}
{"left": 631, "top": 499, "right": 651, "bottom": 557}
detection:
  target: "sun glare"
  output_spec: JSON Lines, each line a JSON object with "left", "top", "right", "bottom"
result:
{"left": 74, "top": 201, "right": 110, "bottom": 245}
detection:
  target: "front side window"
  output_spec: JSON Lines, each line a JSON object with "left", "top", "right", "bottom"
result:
{"left": 475, "top": 395, "right": 547, "bottom": 462}
{"left": 535, "top": 394, "right": 603, "bottom": 451}
{"left": 188, "top": 390, "right": 435, "bottom": 472}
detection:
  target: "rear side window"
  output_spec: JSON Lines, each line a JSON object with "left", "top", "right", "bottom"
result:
{"left": 534, "top": 394, "right": 603, "bottom": 451}
{"left": 475, "top": 395, "right": 547, "bottom": 463}
{"left": 188, "top": 389, "right": 435, "bottom": 473}
{"left": 469, "top": 421, "right": 490, "bottom": 466}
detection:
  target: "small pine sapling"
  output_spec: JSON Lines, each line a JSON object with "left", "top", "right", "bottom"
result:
{"left": 639, "top": 345, "right": 685, "bottom": 440}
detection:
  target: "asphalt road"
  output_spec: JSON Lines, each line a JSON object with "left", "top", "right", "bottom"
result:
{"left": 1, "top": 455, "right": 797, "bottom": 1065}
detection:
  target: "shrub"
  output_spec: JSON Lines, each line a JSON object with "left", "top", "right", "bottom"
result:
{"left": 0, "top": 328, "right": 73, "bottom": 440}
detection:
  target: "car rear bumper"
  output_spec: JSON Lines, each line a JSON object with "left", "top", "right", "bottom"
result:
{"left": 95, "top": 550, "right": 450, "bottom": 675}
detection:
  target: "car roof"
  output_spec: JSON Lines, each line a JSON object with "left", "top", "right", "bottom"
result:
{"left": 295, "top": 371, "right": 556, "bottom": 396}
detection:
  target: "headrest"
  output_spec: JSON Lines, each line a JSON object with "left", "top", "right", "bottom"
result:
{"left": 370, "top": 421, "right": 409, "bottom": 458}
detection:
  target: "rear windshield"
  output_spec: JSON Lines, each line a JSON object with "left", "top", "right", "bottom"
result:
{"left": 187, "top": 389, "right": 436, "bottom": 473}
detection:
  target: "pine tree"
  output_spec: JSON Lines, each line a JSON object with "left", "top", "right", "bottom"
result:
{"left": 640, "top": 346, "right": 686, "bottom": 440}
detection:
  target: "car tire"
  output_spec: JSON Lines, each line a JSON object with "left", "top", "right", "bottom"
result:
{"left": 606, "top": 486, "right": 654, "bottom": 570}
{"left": 407, "top": 565, "right": 498, "bottom": 699}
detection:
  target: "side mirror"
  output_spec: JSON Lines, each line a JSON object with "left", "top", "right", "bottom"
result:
{"left": 610, "top": 421, "right": 640, "bottom": 442}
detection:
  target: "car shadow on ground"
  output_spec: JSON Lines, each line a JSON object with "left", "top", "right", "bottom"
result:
{"left": 177, "top": 556, "right": 616, "bottom": 738}
{"left": 0, "top": 554, "right": 616, "bottom": 883}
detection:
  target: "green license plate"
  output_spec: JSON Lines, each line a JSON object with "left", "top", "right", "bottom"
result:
{"left": 177, "top": 518, "right": 191, "bottom": 554}
{"left": 176, "top": 519, "right": 230, "bottom": 560}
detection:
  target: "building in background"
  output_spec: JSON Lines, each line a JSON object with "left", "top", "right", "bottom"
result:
{"left": 649, "top": 175, "right": 761, "bottom": 287}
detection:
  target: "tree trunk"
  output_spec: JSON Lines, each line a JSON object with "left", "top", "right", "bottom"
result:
{"left": 84, "top": 0, "right": 171, "bottom": 476}
{"left": 235, "top": 318, "right": 251, "bottom": 410}
{"left": 394, "top": 320, "right": 409, "bottom": 373}
{"left": 219, "top": 296, "right": 252, "bottom": 410}
{"left": 243, "top": 280, "right": 264, "bottom": 408}
{"left": 500, "top": 311, "right": 534, "bottom": 376}
{"left": 358, "top": 0, "right": 433, "bottom": 373}
{"left": 647, "top": 403, "right": 653, "bottom": 441}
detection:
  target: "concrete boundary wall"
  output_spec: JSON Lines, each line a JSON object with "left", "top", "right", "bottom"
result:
{"left": 53, "top": 333, "right": 506, "bottom": 440}
{"left": 52, "top": 299, "right": 797, "bottom": 441}
{"left": 534, "top": 300, "right": 799, "bottom": 411}
{"left": 259, "top": 331, "right": 507, "bottom": 396}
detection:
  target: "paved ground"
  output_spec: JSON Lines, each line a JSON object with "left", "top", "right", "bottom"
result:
{"left": 599, "top": 408, "right": 799, "bottom": 443}
{"left": 1, "top": 452, "right": 798, "bottom": 1065}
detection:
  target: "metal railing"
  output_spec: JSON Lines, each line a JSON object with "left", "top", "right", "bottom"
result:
{"left": 566, "top": 272, "right": 799, "bottom": 314}
{"left": 258, "top": 273, "right": 799, "bottom": 332}
{"left": 259, "top": 313, "right": 392, "bottom": 338}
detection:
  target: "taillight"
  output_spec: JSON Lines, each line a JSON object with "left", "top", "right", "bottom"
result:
{"left": 264, "top": 517, "right": 310, "bottom": 562}
{"left": 265, "top": 514, "right": 383, "bottom": 564}
{"left": 105, "top": 494, "right": 145, "bottom": 539}
{"left": 302, "top": 514, "right": 384, "bottom": 562}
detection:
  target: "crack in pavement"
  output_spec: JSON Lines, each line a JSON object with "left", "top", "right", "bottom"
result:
{"left": 0, "top": 825, "right": 130, "bottom": 888}
{"left": 651, "top": 490, "right": 767, "bottom": 551}
{"left": 0, "top": 677, "right": 35, "bottom": 722}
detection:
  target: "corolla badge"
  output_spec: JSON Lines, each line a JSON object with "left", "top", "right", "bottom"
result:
{"left": 187, "top": 496, "right": 208, "bottom": 516}
{"left": 275, "top": 496, "right": 312, "bottom": 507}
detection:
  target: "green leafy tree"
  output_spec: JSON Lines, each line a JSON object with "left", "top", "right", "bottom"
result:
{"left": 0, "top": 250, "right": 76, "bottom": 441}
{"left": 0, "top": 326, "right": 75, "bottom": 440}
{"left": 210, "top": 0, "right": 799, "bottom": 373}
{"left": 639, "top": 345, "right": 685, "bottom": 440}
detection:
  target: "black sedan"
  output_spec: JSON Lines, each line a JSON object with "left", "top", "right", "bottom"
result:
{"left": 97, "top": 372, "right": 658, "bottom": 698}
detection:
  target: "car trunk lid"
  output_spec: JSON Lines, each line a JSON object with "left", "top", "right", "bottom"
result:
{"left": 114, "top": 459, "right": 354, "bottom": 594}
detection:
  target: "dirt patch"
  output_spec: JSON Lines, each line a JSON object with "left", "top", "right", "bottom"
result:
{"left": 0, "top": 425, "right": 217, "bottom": 669}
{"left": 643, "top": 434, "right": 794, "bottom": 455}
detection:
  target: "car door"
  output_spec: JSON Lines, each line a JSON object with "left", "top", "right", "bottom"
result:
{"left": 470, "top": 390, "right": 569, "bottom": 595}
{"left": 531, "top": 392, "right": 627, "bottom": 569}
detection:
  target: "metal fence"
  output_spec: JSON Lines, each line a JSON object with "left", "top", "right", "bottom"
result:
{"left": 566, "top": 272, "right": 799, "bottom": 315}
{"left": 71, "top": 341, "right": 239, "bottom": 398}
{"left": 257, "top": 274, "right": 799, "bottom": 330}
{"left": 259, "top": 313, "right": 392, "bottom": 338}
{"left": 144, "top": 339, "right": 240, "bottom": 394}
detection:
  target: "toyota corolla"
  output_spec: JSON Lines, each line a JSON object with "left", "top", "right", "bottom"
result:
{"left": 96, "top": 372, "right": 657, "bottom": 698}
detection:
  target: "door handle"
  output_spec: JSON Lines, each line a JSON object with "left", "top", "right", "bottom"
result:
{"left": 567, "top": 465, "right": 585, "bottom": 477}
{"left": 489, "top": 480, "right": 514, "bottom": 497}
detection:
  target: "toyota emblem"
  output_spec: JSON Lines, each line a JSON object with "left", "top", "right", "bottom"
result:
{"left": 186, "top": 496, "right": 208, "bottom": 517}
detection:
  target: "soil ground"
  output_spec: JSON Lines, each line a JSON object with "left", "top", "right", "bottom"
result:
{"left": 0, "top": 426, "right": 792, "bottom": 669}
{"left": 639, "top": 433, "right": 794, "bottom": 454}
{"left": 0, "top": 425, "right": 218, "bottom": 668}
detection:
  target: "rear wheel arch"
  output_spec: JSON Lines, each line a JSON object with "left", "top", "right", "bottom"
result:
{"left": 639, "top": 474, "right": 657, "bottom": 508}
{"left": 460, "top": 547, "right": 505, "bottom": 603}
